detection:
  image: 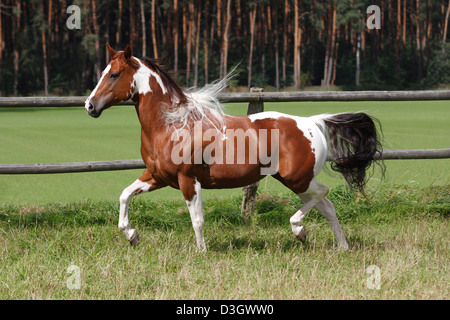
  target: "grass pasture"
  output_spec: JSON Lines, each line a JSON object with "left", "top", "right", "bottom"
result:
{"left": 0, "top": 100, "right": 449, "bottom": 299}
{"left": 0, "top": 185, "right": 448, "bottom": 299}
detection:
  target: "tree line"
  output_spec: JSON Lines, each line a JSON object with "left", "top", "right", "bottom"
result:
{"left": 1, "top": 0, "right": 450, "bottom": 97}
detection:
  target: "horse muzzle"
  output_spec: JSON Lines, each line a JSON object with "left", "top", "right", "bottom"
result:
{"left": 86, "top": 102, "right": 103, "bottom": 118}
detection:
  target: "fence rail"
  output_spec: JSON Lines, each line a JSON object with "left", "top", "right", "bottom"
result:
{"left": 2, "top": 90, "right": 448, "bottom": 215}
{"left": 1, "top": 90, "right": 450, "bottom": 107}
{"left": 1, "top": 91, "right": 449, "bottom": 175}
{"left": 1, "top": 149, "right": 449, "bottom": 175}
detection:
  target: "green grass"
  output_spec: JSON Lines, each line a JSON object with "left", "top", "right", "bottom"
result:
{"left": 0, "top": 185, "right": 448, "bottom": 299}
{"left": 0, "top": 101, "right": 449, "bottom": 204}
{"left": 0, "top": 100, "right": 448, "bottom": 299}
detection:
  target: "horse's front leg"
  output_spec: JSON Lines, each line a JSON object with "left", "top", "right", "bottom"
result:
{"left": 119, "top": 169, "right": 162, "bottom": 246}
{"left": 178, "top": 175, "right": 206, "bottom": 251}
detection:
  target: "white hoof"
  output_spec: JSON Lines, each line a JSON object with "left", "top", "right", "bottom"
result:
{"left": 293, "top": 225, "right": 307, "bottom": 242}
{"left": 127, "top": 229, "right": 140, "bottom": 247}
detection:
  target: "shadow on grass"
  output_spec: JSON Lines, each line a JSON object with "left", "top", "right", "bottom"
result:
{"left": 208, "top": 235, "right": 308, "bottom": 253}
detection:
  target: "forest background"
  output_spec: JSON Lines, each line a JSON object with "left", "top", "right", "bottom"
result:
{"left": 1, "top": 0, "right": 450, "bottom": 96}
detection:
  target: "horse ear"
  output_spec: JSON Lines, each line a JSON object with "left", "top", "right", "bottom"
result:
{"left": 123, "top": 44, "right": 132, "bottom": 61}
{"left": 106, "top": 42, "right": 117, "bottom": 59}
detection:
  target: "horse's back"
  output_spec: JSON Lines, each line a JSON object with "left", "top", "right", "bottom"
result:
{"left": 244, "top": 111, "right": 328, "bottom": 173}
{"left": 208, "top": 112, "right": 327, "bottom": 193}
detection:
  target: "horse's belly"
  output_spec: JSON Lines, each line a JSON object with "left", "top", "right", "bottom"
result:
{"left": 199, "top": 164, "right": 263, "bottom": 189}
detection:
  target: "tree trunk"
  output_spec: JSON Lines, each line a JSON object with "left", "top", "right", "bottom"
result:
{"left": 260, "top": 4, "right": 266, "bottom": 83}
{"left": 236, "top": 0, "right": 242, "bottom": 40}
{"left": 403, "top": 0, "right": 406, "bottom": 44}
{"left": 415, "top": 0, "right": 423, "bottom": 81}
{"left": 151, "top": 0, "right": 158, "bottom": 58}
{"left": 0, "top": 3, "right": 3, "bottom": 95}
{"left": 47, "top": 0, "right": 52, "bottom": 53}
{"left": 322, "top": 1, "right": 336, "bottom": 86}
{"left": 129, "top": 0, "right": 138, "bottom": 50}
{"left": 182, "top": 5, "right": 187, "bottom": 48}
{"left": 186, "top": 2, "right": 194, "bottom": 86}
{"left": 293, "top": 0, "right": 301, "bottom": 89}
{"left": 13, "top": 1, "right": 21, "bottom": 95}
{"left": 356, "top": 32, "right": 361, "bottom": 86}
{"left": 331, "top": 28, "right": 339, "bottom": 85}
{"left": 193, "top": 7, "right": 201, "bottom": 87}
{"left": 423, "top": 0, "right": 431, "bottom": 63}
{"left": 141, "top": 0, "right": 147, "bottom": 57}
{"left": 203, "top": 1, "right": 209, "bottom": 84}
{"left": 282, "top": 0, "right": 290, "bottom": 88}
{"left": 54, "top": 1, "right": 61, "bottom": 52}
{"left": 322, "top": 12, "right": 330, "bottom": 84}
{"left": 217, "top": 0, "right": 222, "bottom": 39}
{"left": 247, "top": 4, "right": 257, "bottom": 90}
{"left": 104, "top": 4, "right": 110, "bottom": 65}
{"left": 273, "top": 2, "right": 280, "bottom": 91}
{"left": 157, "top": 4, "right": 167, "bottom": 55}
{"left": 442, "top": 1, "right": 446, "bottom": 39}
{"left": 443, "top": 0, "right": 450, "bottom": 51}
{"left": 330, "top": 4, "right": 337, "bottom": 85}
{"left": 91, "top": 0, "right": 101, "bottom": 81}
{"left": 116, "top": 0, "right": 122, "bottom": 46}
{"left": 310, "top": 0, "right": 316, "bottom": 84}
{"left": 395, "top": 0, "right": 401, "bottom": 79}
{"left": 82, "top": 1, "right": 90, "bottom": 89}
{"left": 220, "top": 0, "right": 231, "bottom": 79}
{"left": 40, "top": 1, "right": 49, "bottom": 96}
{"left": 173, "top": 0, "right": 179, "bottom": 71}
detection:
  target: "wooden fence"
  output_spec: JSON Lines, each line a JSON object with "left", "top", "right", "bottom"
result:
{"left": 0, "top": 149, "right": 449, "bottom": 175}
{"left": 1, "top": 89, "right": 449, "bottom": 175}
{"left": 2, "top": 89, "right": 449, "bottom": 216}
{"left": 2, "top": 90, "right": 450, "bottom": 107}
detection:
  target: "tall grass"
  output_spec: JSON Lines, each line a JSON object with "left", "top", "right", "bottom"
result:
{"left": 0, "top": 184, "right": 448, "bottom": 299}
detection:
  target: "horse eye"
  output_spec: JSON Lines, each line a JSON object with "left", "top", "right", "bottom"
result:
{"left": 110, "top": 73, "right": 120, "bottom": 79}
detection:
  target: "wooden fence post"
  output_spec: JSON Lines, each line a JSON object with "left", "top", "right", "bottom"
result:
{"left": 241, "top": 87, "right": 264, "bottom": 220}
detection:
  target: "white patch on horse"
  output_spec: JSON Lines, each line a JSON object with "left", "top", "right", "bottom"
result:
{"left": 132, "top": 57, "right": 167, "bottom": 95}
{"left": 118, "top": 179, "right": 152, "bottom": 242}
{"left": 85, "top": 64, "right": 111, "bottom": 111}
{"left": 248, "top": 111, "right": 328, "bottom": 176}
{"left": 293, "top": 116, "right": 328, "bottom": 176}
{"left": 129, "top": 79, "right": 137, "bottom": 98}
{"left": 185, "top": 178, "right": 206, "bottom": 251}
{"left": 248, "top": 111, "right": 284, "bottom": 123}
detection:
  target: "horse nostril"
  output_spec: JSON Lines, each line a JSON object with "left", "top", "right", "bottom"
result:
{"left": 88, "top": 103, "right": 94, "bottom": 111}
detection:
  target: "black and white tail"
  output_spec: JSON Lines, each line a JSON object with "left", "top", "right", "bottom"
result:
{"left": 311, "top": 112, "right": 384, "bottom": 195}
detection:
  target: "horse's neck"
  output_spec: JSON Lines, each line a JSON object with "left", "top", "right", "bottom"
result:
{"left": 135, "top": 93, "right": 169, "bottom": 136}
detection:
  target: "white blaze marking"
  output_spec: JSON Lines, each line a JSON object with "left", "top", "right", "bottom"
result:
{"left": 84, "top": 64, "right": 112, "bottom": 111}
{"left": 132, "top": 57, "right": 167, "bottom": 95}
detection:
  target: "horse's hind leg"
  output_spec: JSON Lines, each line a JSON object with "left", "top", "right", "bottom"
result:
{"left": 119, "top": 169, "right": 162, "bottom": 246}
{"left": 178, "top": 175, "right": 206, "bottom": 251}
{"left": 313, "top": 197, "right": 349, "bottom": 250}
{"left": 289, "top": 179, "right": 329, "bottom": 242}
{"left": 295, "top": 179, "right": 349, "bottom": 250}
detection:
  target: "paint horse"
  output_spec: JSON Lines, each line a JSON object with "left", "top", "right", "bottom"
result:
{"left": 85, "top": 44, "right": 383, "bottom": 251}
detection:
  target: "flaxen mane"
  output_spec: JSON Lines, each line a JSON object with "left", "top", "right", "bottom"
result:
{"left": 140, "top": 57, "right": 232, "bottom": 131}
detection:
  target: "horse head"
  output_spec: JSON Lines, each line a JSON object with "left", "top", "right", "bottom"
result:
{"left": 85, "top": 43, "right": 137, "bottom": 118}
